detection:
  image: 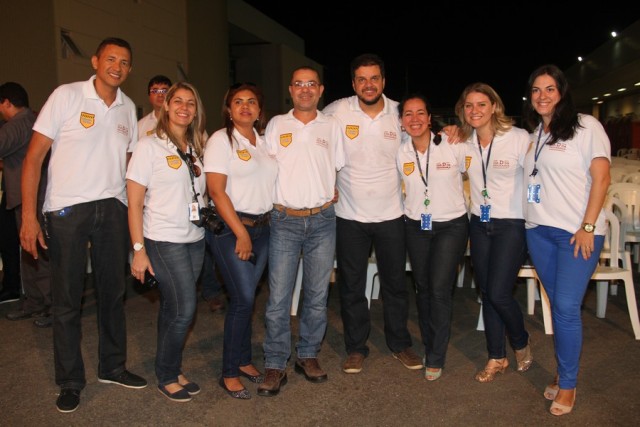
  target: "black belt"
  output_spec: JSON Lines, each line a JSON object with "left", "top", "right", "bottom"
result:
{"left": 238, "top": 212, "right": 270, "bottom": 227}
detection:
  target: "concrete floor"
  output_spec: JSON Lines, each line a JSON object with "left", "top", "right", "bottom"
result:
{"left": 1, "top": 266, "right": 639, "bottom": 426}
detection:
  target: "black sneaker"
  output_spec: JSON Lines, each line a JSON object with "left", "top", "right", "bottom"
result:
{"left": 98, "top": 370, "right": 148, "bottom": 389}
{"left": 56, "top": 388, "right": 80, "bottom": 413}
{"left": 34, "top": 316, "right": 53, "bottom": 328}
{"left": 6, "top": 307, "right": 48, "bottom": 320}
{"left": 0, "top": 291, "right": 20, "bottom": 304}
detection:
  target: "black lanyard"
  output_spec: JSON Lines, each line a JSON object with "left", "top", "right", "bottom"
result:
{"left": 530, "top": 126, "right": 547, "bottom": 177}
{"left": 412, "top": 140, "right": 431, "bottom": 207}
{"left": 476, "top": 134, "right": 494, "bottom": 200}
{"left": 176, "top": 145, "right": 200, "bottom": 203}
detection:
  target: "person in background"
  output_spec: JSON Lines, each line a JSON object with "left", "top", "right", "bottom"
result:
{"left": 454, "top": 82, "right": 532, "bottom": 383}
{"left": 127, "top": 81, "right": 206, "bottom": 403}
{"left": 20, "top": 37, "right": 147, "bottom": 413}
{"left": 138, "top": 75, "right": 172, "bottom": 140}
{"left": 523, "top": 64, "right": 610, "bottom": 416}
{"left": 203, "top": 82, "right": 276, "bottom": 399}
{"left": 396, "top": 93, "right": 469, "bottom": 381}
{"left": 258, "top": 67, "right": 344, "bottom": 397}
{"left": 0, "top": 82, "right": 52, "bottom": 326}
{"left": 323, "top": 53, "right": 422, "bottom": 374}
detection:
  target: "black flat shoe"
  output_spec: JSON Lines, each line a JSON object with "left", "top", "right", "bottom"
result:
{"left": 157, "top": 384, "right": 191, "bottom": 402}
{"left": 181, "top": 381, "right": 200, "bottom": 396}
{"left": 239, "top": 368, "right": 265, "bottom": 383}
{"left": 219, "top": 377, "right": 251, "bottom": 400}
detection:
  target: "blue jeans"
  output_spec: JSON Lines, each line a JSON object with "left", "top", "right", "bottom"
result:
{"left": 405, "top": 214, "right": 469, "bottom": 368}
{"left": 336, "top": 216, "right": 411, "bottom": 356}
{"left": 470, "top": 215, "right": 529, "bottom": 359}
{"left": 45, "top": 198, "right": 129, "bottom": 390}
{"left": 145, "top": 238, "right": 204, "bottom": 386}
{"left": 526, "top": 225, "right": 604, "bottom": 389}
{"left": 263, "top": 205, "right": 336, "bottom": 370}
{"left": 206, "top": 215, "right": 269, "bottom": 378}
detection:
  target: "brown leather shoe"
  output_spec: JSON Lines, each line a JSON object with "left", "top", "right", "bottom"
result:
{"left": 257, "top": 369, "right": 287, "bottom": 397}
{"left": 294, "top": 358, "right": 328, "bottom": 383}
{"left": 342, "top": 352, "right": 365, "bottom": 374}
{"left": 392, "top": 348, "right": 424, "bottom": 370}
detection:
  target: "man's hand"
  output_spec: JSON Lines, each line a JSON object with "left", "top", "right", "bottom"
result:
{"left": 20, "top": 215, "right": 47, "bottom": 259}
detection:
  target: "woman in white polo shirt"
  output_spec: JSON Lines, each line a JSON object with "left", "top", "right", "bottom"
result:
{"left": 454, "top": 83, "right": 532, "bottom": 383}
{"left": 126, "top": 82, "right": 207, "bottom": 403}
{"left": 523, "top": 65, "right": 610, "bottom": 416}
{"left": 203, "top": 83, "right": 277, "bottom": 399}
{"left": 397, "top": 93, "right": 469, "bottom": 381}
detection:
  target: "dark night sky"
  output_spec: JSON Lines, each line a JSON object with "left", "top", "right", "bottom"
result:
{"left": 244, "top": 2, "right": 638, "bottom": 116}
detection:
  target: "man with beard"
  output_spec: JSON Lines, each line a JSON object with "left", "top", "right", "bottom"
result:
{"left": 323, "top": 53, "right": 423, "bottom": 374}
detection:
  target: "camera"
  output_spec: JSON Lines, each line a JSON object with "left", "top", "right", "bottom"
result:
{"left": 192, "top": 206, "right": 225, "bottom": 235}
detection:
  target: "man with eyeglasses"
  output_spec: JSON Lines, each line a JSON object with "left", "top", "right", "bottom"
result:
{"left": 258, "top": 66, "right": 344, "bottom": 397}
{"left": 20, "top": 37, "right": 147, "bottom": 413}
{"left": 323, "top": 53, "right": 423, "bottom": 374}
{"left": 138, "top": 75, "right": 171, "bottom": 140}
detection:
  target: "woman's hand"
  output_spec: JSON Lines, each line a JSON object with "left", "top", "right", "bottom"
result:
{"left": 131, "top": 250, "right": 153, "bottom": 282}
{"left": 570, "top": 229, "right": 595, "bottom": 260}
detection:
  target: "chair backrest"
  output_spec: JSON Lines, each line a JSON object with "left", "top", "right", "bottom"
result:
{"left": 624, "top": 172, "right": 640, "bottom": 185}
{"left": 617, "top": 148, "right": 629, "bottom": 157}
{"left": 602, "top": 206, "right": 622, "bottom": 268}
{"left": 610, "top": 167, "right": 627, "bottom": 183}
{"left": 607, "top": 182, "right": 640, "bottom": 230}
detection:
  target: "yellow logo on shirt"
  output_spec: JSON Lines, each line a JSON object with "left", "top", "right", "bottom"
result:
{"left": 465, "top": 156, "right": 472, "bottom": 171}
{"left": 146, "top": 129, "right": 155, "bottom": 136}
{"left": 237, "top": 149, "right": 251, "bottom": 161}
{"left": 166, "top": 155, "right": 182, "bottom": 169}
{"left": 403, "top": 162, "right": 415, "bottom": 176}
{"left": 280, "top": 133, "right": 292, "bottom": 147}
{"left": 345, "top": 125, "right": 359, "bottom": 140}
{"left": 80, "top": 112, "right": 95, "bottom": 129}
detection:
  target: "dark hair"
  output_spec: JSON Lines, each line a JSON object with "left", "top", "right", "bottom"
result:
{"left": 454, "top": 82, "right": 513, "bottom": 142}
{"left": 397, "top": 93, "right": 441, "bottom": 145}
{"left": 222, "top": 82, "right": 266, "bottom": 143}
{"left": 290, "top": 66, "right": 322, "bottom": 84}
{"left": 522, "top": 64, "right": 580, "bottom": 144}
{"left": 0, "top": 82, "right": 29, "bottom": 108}
{"left": 156, "top": 82, "right": 206, "bottom": 158}
{"left": 94, "top": 37, "right": 133, "bottom": 65}
{"left": 350, "top": 53, "right": 385, "bottom": 80}
{"left": 147, "top": 75, "right": 172, "bottom": 93}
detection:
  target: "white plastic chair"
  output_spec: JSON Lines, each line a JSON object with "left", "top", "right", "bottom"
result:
{"left": 607, "top": 182, "right": 640, "bottom": 266}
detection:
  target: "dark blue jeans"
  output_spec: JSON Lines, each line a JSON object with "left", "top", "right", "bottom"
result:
{"left": 206, "top": 215, "right": 269, "bottom": 378}
{"left": 145, "top": 238, "right": 204, "bottom": 386}
{"left": 469, "top": 215, "right": 528, "bottom": 359}
{"left": 337, "top": 216, "right": 411, "bottom": 356}
{"left": 45, "top": 198, "right": 129, "bottom": 390}
{"left": 405, "top": 214, "right": 469, "bottom": 368}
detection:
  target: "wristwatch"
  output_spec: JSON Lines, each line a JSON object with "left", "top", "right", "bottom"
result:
{"left": 582, "top": 223, "right": 595, "bottom": 233}
{"left": 133, "top": 242, "right": 144, "bottom": 252}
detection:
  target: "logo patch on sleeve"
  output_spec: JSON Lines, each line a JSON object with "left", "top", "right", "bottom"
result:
{"left": 237, "top": 149, "right": 251, "bottom": 161}
{"left": 80, "top": 112, "right": 95, "bottom": 129}
{"left": 345, "top": 125, "right": 359, "bottom": 140}
{"left": 166, "top": 155, "right": 182, "bottom": 169}
{"left": 403, "top": 162, "right": 415, "bottom": 176}
{"left": 280, "top": 133, "right": 292, "bottom": 147}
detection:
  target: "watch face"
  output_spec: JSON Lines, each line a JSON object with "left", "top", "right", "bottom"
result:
{"left": 584, "top": 224, "right": 594, "bottom": 232}
{"left": 133, "top": 243, "right": 144, "bottom": 251}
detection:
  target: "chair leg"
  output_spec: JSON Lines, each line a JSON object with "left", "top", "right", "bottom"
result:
{"left": 457, "top": 261, "right": 465, "bottom": 288}
{"left": 596, "top": 281, "right": 608, "bottom": 318}
{"left": 539, "top": 282, "right": 554, "bottom": 335}
{"left": 290, "top": 258, "right": 303, "bottom": 316}
{"left": 476, "top": 304, "right": 484, "bottom": 331}
{"left": 526, "top": 277, "right": 535, "bottom": 315}
{"left": 622, "top": 274, "right": 640, "bottom": 340}
{"left": 366, "top": 260, "right": 379, "bottom": 307}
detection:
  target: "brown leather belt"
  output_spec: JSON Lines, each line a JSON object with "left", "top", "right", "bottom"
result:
{"left": 239, "top": 212, "right": 270, "bottom": 227}
{"left": 273, "top": 201, "right": 333, "bottom": 217}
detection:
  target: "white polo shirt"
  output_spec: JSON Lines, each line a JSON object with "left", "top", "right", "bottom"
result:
{"left": 137, "top": 111, "right": 158, "bottom": 140}
{"left": 398, "top": 134, "right": 468, "bottom": 222}
{"left": 203, "top": 127, "right": 277, "bottom": 215}
{"left": 524, "top": 114, "right": 610, "bottom": 235}
{"left": 323, "top": 95, "right": 406, "bottom": 222}
{"left": 465, "top": 127, "right": 530, "bottom": 219}
{"left": 126, "top": 134, "right": 205, "bottom": 243}
{"left": 33, "top": 75, "right": 138, "bottom": 211}
{"left": 264, "top": 109, "right": 344, "bottom": 209}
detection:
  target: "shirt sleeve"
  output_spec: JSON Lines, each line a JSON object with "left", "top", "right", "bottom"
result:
{"left": 126, "top": 137, "right": 154, "bottom": 187}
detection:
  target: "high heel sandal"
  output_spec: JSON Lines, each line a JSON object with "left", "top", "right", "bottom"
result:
{"left": 544, "top": 375, "right": 559, "bottom": 400}
{"left": 514, "top": 338, "right": 533, "bottom": 372}
{"left": 550, "top": 388, "right": 576, "bottom": 416}
{"left": 474, "top": 358, "right": 509, "bottom": 383}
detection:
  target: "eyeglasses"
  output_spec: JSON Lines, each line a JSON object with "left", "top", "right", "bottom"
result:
{"left": 292, "top": 81, "right": 320, "bottom": 89}
{"left": 185, "top": 152, "right": 201, "bottom": 178}
{"left": 149, "top": 88, "right": 168, "bottom": 95}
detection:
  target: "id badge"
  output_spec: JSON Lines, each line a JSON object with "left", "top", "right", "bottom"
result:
{"left": 527, "top": 184, "right": 541, "bottom": 203}
{"left": 189, "top": 202, "right": 200, "bottom": 221}
{"left": 480, "top": 204, "right": 491, "bottom": 222}
{"left": 421, "top": 213, "right": 432, "bottom": 231}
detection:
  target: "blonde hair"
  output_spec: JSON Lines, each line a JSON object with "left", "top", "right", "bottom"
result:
{"left": 454, "top": 82, "right": 513, "bottom": 142}
{"left": 156, "top": 81, "right": 206, "bottom": 158}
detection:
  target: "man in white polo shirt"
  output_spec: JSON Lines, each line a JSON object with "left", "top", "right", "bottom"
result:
{"left": 257, "top": 66, "right": 344, "bottom": 397}
{"left": 323, "top": 53, "right": 423, "bottom": 374}
{"left": 137, "top": 74, "right": 171, "bottom": 140}
{"left": 20, "top": 37, "right": 147, "bottom": 414}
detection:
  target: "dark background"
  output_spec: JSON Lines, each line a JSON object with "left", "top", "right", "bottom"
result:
{"left": 244, "top": 2, "right": 638, "bottom": 116}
